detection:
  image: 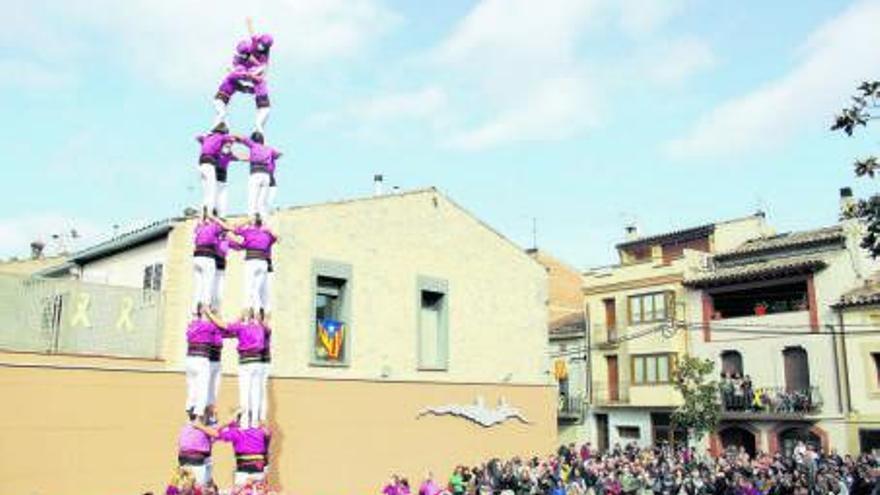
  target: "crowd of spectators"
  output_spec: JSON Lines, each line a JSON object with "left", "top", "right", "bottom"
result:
{"left": 381, "top": 441, "right": 879, "bottom": 495}
{"left": 720, "top": 373, "right": 816, "bottom": 414}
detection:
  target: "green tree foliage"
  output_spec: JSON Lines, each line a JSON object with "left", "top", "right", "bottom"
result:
{"left": 671, "top": 355, "right": 720, "bottom": 441}
{"left": 832, "top": 81, "right": 880, "bottom": 257}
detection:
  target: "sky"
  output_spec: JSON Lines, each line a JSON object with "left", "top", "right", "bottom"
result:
{"left": 2, "top": 0, "right": 880, "bottom": 268}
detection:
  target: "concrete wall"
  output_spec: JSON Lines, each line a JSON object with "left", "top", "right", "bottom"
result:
{"left": 0, "top": 354, "right": 556, "bottom": 495}
{"left": 606, "top": 409, "right": 652, "bottom": 448}
{"left": 160, "top": 191, "right": 550, "bottom": 385}
{"left": 712, "top": 215, "right": 774, "bottom": 253}
{"left": 79, "top": 239, "right": 168, "bottom": 288}
{"left": 529, "top": 250, "right": 584, "bottom": 324}
{"left": 0, "top": 256, "right": 67, "bottom": 276}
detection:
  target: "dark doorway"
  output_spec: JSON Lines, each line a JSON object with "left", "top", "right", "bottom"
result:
{"left": 783, "top": 347, "right": 810, "bottom": 392}
{"left": 859, "top": 429, "right": 880, "bottom": 455}
{"left": 721, "top": 350, "right": 743, "bottom": 376}
{"left": 778, "top": 427, "right": 820, "bottom": 456}
{"left": 720, "top": 426, "right": 756, "bottom": 456}
{"left": 604, "top": 298, "right": 617, "bottom": 340}
{"left": 596, "top": 414, "right": 609, "bottom": 452}
{"left": 651, "top": 412, "right": 688, "bottom": 448}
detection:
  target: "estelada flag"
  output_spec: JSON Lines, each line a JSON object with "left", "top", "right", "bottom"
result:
{"left": 318, "top": 318, "right": 345, "bottom": 360}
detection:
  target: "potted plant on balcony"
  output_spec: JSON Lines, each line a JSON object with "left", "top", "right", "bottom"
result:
{"left": 754, "top": 302, "right": 768, "bottom": 316}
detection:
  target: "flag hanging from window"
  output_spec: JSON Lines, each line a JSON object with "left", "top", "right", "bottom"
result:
{"left": 554, "top": 359, "right": 568, "bottom": 381}
{"left": 318, "top": 318, "right": 345, "bottom": 360}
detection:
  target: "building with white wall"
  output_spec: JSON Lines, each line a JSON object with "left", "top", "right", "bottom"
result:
{"left": 682, "top": 204, "right": 875, "bottom": 455}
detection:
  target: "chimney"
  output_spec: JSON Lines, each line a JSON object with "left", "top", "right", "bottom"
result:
{"left": 29, "top": 241, "right": 45, "bottom": 260}
{"left": 840, "top": 187, "right": 855, "bottom": 217}
{"left": 373, "top": 174, "right": 384, "bottom": 196}
{"left": 392, "top": 185, "right": 401, "bottom": 194}
{"left": 625, "top": 224, "right": 639, "bottom": 241}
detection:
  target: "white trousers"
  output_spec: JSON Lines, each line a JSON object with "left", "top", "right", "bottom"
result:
{"left": 244, "top": 259, "right": 268, "bottom": 311}
{"left": 185, "top": 356, "right": 211, "bottom": 417}
{"left": 192, "top": 256, "right": 216, "bottom": 311}
{"left": 267, "top": 185, "right": 277, "bottom": 214}
{"left": 207, "top": 360, "right": 221, "bottom": 407}
{"left": 213, "top": 98, "right": 228, "bottom": 129}
{"left": 199, "top": 164, "right": 217, "bottom": 214}
{"left": 211, "top": 268, "right": 225, "bottom": 311}
{"left": 238, "top": 362, "right": 263, "bottom": 428}
{"left": 234, "top": 470, "right": 265, "bottom": 486}
{"left": 259, "top": 362, "right": 270, "bottom": 423}
{"left": 247, "top": 172, "right": 271, "bottom": 219}
{"left": 259, "top": 269, "right": 272, "bottom": 312}
{"left": 184, "top": 463, "right": 210, "bottom": 486}
{"left": 216, "top": 181, "right": 228, "bottom": 218}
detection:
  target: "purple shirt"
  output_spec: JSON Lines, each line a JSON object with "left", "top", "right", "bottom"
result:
{"left": 216, "top": 238, "right": 230, "bottom": 259}
{"left": 419, "top": 480, "right": 441, "bottom": 495}
{"left": 234, "top": 225, "right": 276, "bottom": 252}
{"left": 240, "top": 138, "right": 281, "bottom": 174}
{"left": 187, "top": 319, "right": 220, "bottom": 345}
{"left": 178, "top": 424, "right": 212, "bottom": 454}
{"left": 226, "top": 321, "right": 267, "bottom": 353}
{"left": 197, "top": 132, "right": 230, "bottom": 155}
{"left": 197, "top": 134, "right": 236, "bottom": 170}
{"left": 194, "top": 220, "right": 223, "bottom": 248}
{"left": 218, "top": 424, "right": 269, "bottom": 455}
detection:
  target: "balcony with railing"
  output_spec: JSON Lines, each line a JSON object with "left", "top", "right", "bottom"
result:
{"left": 591, "top": 323, "right": 620, "bottom": 350}
{"left": 558, "top": 393, "right": 584, "bottom": 423}
{"left": 719, "top": 384, "right": 822, "bottom": 419}
{"left": 591, "top": 381, "right": 631, "bottom": 406}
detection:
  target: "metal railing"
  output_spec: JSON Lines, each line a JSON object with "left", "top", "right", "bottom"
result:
{"left": 591, "top": 323, "right": 620, "bottom": 349}
{"left": 591, "top": 381, "right": 631, "bottom": 405}
{"left": 558, "top": 393, "right": 584, "bottom": 421}
{"left": 0, "top": 273, "right": 164, "bottom": 359}
{"left": 719, "top": 384, "right": 822, "bottom": 416}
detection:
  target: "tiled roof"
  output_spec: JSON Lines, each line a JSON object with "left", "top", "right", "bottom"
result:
{"left": 836, "top": 273, "right": 880, "bottom": 308}
{"left": 683, "top": 255, "right": 827, "bottom": 288}
{"left": 715, "top": 226, "right": 844, "bottom": 261}
{"left": 837, "top": 287, "right": 880, "bottom": 308}
{"left": 615, "top": 224, "right": 714, "bottom": 250}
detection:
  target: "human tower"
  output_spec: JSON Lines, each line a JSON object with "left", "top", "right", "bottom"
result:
{"left": 170, "top": 19, "right": 281, "bottom": 495}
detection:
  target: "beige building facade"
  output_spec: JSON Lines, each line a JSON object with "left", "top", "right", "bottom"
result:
{"left": 529, "top": 249, "right": 589, "bottom": 444}
{"left": 682, "top": 214, "right": 875, "bottom": 455}
{"left": 833, "top": 281, "right": 880, "bottom": 455}
{"left": 583, "top": 214, "right": 772, "bottom": 450}
{"left": 0, "top": 189, "right": 557, "bottom": 495}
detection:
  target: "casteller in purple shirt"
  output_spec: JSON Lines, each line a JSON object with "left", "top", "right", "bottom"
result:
{"left": 218, "top": 423, "right": 270, "bottom": 455}
{"left": 234, "top": 225, "right": 276, "bottom": 254}
{"left": 239, "top": 137, "right": 281, "bottom": 174}
{"left": 194, "top": 220, "right": 224, "bottom": 248}
{"left": 178, "top": 423, "right": 212, "bottom": 454}
{"left": 187, "top": 318, "right": 220, "bottom": 346}
{"left": 225, "top": 320, "right": 267, "bottom": 355}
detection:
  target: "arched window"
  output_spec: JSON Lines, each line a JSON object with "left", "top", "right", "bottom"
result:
{"left": 720, "top": 426, "right": 757, "bottom": 456}
{"left": 783, "top": 346, "right": 810, "bottom": 392}
{"left": 721, "top": 350, "right": 743, "bottom": 376}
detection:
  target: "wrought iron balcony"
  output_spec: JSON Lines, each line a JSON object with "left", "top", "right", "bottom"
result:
{"left": 558, "top": 394, "right": 584, "bottom": 423}
{"left": 719, "top": 385, "right": 822, "bottom": 419}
